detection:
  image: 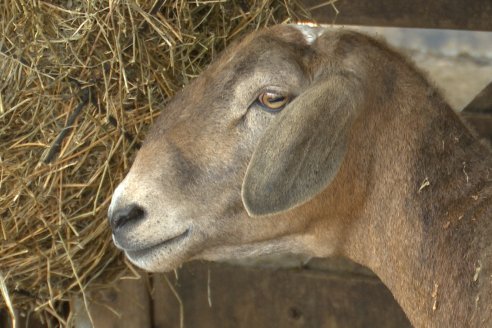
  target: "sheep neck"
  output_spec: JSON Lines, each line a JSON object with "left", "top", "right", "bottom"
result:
{"left": 341, "top": 103, "right": 492, "bottom": 327}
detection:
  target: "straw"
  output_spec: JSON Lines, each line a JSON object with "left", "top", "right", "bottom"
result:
{"left": 0, "top": 0, "right": 310, "bottom": 324}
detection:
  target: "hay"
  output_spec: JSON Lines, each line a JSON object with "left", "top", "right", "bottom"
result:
{"left": 0, "top": 0, "right": 310, "bottom": 325}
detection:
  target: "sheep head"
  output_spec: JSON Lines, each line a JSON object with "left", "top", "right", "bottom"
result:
{"left": 108, "top": 24, "right": 402, "bottom": 272}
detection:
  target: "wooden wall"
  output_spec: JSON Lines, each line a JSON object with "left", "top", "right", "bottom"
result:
{"left": 75, "top": 260, "right": 412, "bottom": 328}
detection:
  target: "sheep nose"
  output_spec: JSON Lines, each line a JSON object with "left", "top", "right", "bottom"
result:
{"left": 109, "top": 204, "right": 146, "bottom": 230}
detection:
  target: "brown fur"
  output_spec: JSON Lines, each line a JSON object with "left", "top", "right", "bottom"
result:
{"left": 109, "top": 25, "right": 492, "bottom": 327}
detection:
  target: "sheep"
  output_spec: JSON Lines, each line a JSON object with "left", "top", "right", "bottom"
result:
{"left": 108, "top": 24, "right": 492, "bottom": 327}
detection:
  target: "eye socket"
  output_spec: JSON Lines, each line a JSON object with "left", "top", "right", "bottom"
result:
{"left": 257, "top": 92, "right": 291, "bottom": 112}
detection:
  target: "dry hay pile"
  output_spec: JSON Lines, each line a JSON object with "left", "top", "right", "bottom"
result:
{"left": 0, "top": 0, "right": 312, "bottom": 324}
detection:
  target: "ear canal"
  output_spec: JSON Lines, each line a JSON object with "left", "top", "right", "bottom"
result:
{"left": 241, "top": 74, "right": 362, "bottom": 217}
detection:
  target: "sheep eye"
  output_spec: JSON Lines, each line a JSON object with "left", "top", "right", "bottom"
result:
{"left": 257, "top": 92, "right": 290, "bottom": 112}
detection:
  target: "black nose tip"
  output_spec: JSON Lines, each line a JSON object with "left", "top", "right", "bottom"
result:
{"left": 109, "top": 204, "right": 145, "bottom": 230}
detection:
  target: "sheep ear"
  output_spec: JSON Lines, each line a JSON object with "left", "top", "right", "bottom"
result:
{"left": 242, "top": 74, "right": 362, "bottom": 216}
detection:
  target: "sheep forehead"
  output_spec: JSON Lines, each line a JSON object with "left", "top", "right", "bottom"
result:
{"left": 218, "top": 24, "right": 315, "bottom": 70}
{"left": 290, "top": 23, "right": 326, "bottom": 44}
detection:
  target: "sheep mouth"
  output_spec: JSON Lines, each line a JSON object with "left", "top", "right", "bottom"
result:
{"left": 124, "top": 228, "right": 191, "bottom": 256}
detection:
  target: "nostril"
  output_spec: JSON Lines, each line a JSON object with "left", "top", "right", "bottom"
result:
{"left": 110, "top": 204, "right": 146, "bottom": 230}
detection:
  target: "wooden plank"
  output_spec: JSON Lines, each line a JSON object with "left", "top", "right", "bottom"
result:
{"left": 462, "top": 82, "right": 492, "bottom": 143}
{"left": 152, "top": 262, "right": 411, "bottom": 328}
{"left": 70, "top": 277, "right": 152, "bottom": 328}
{"left": 462, "top": 113, "right": 492, "bottom": 143}
{"left": 463, "top": 82, "right": 492, "bottom": 114}
{"left": 302, "top": 0, "right": 492, "bottom": 31}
